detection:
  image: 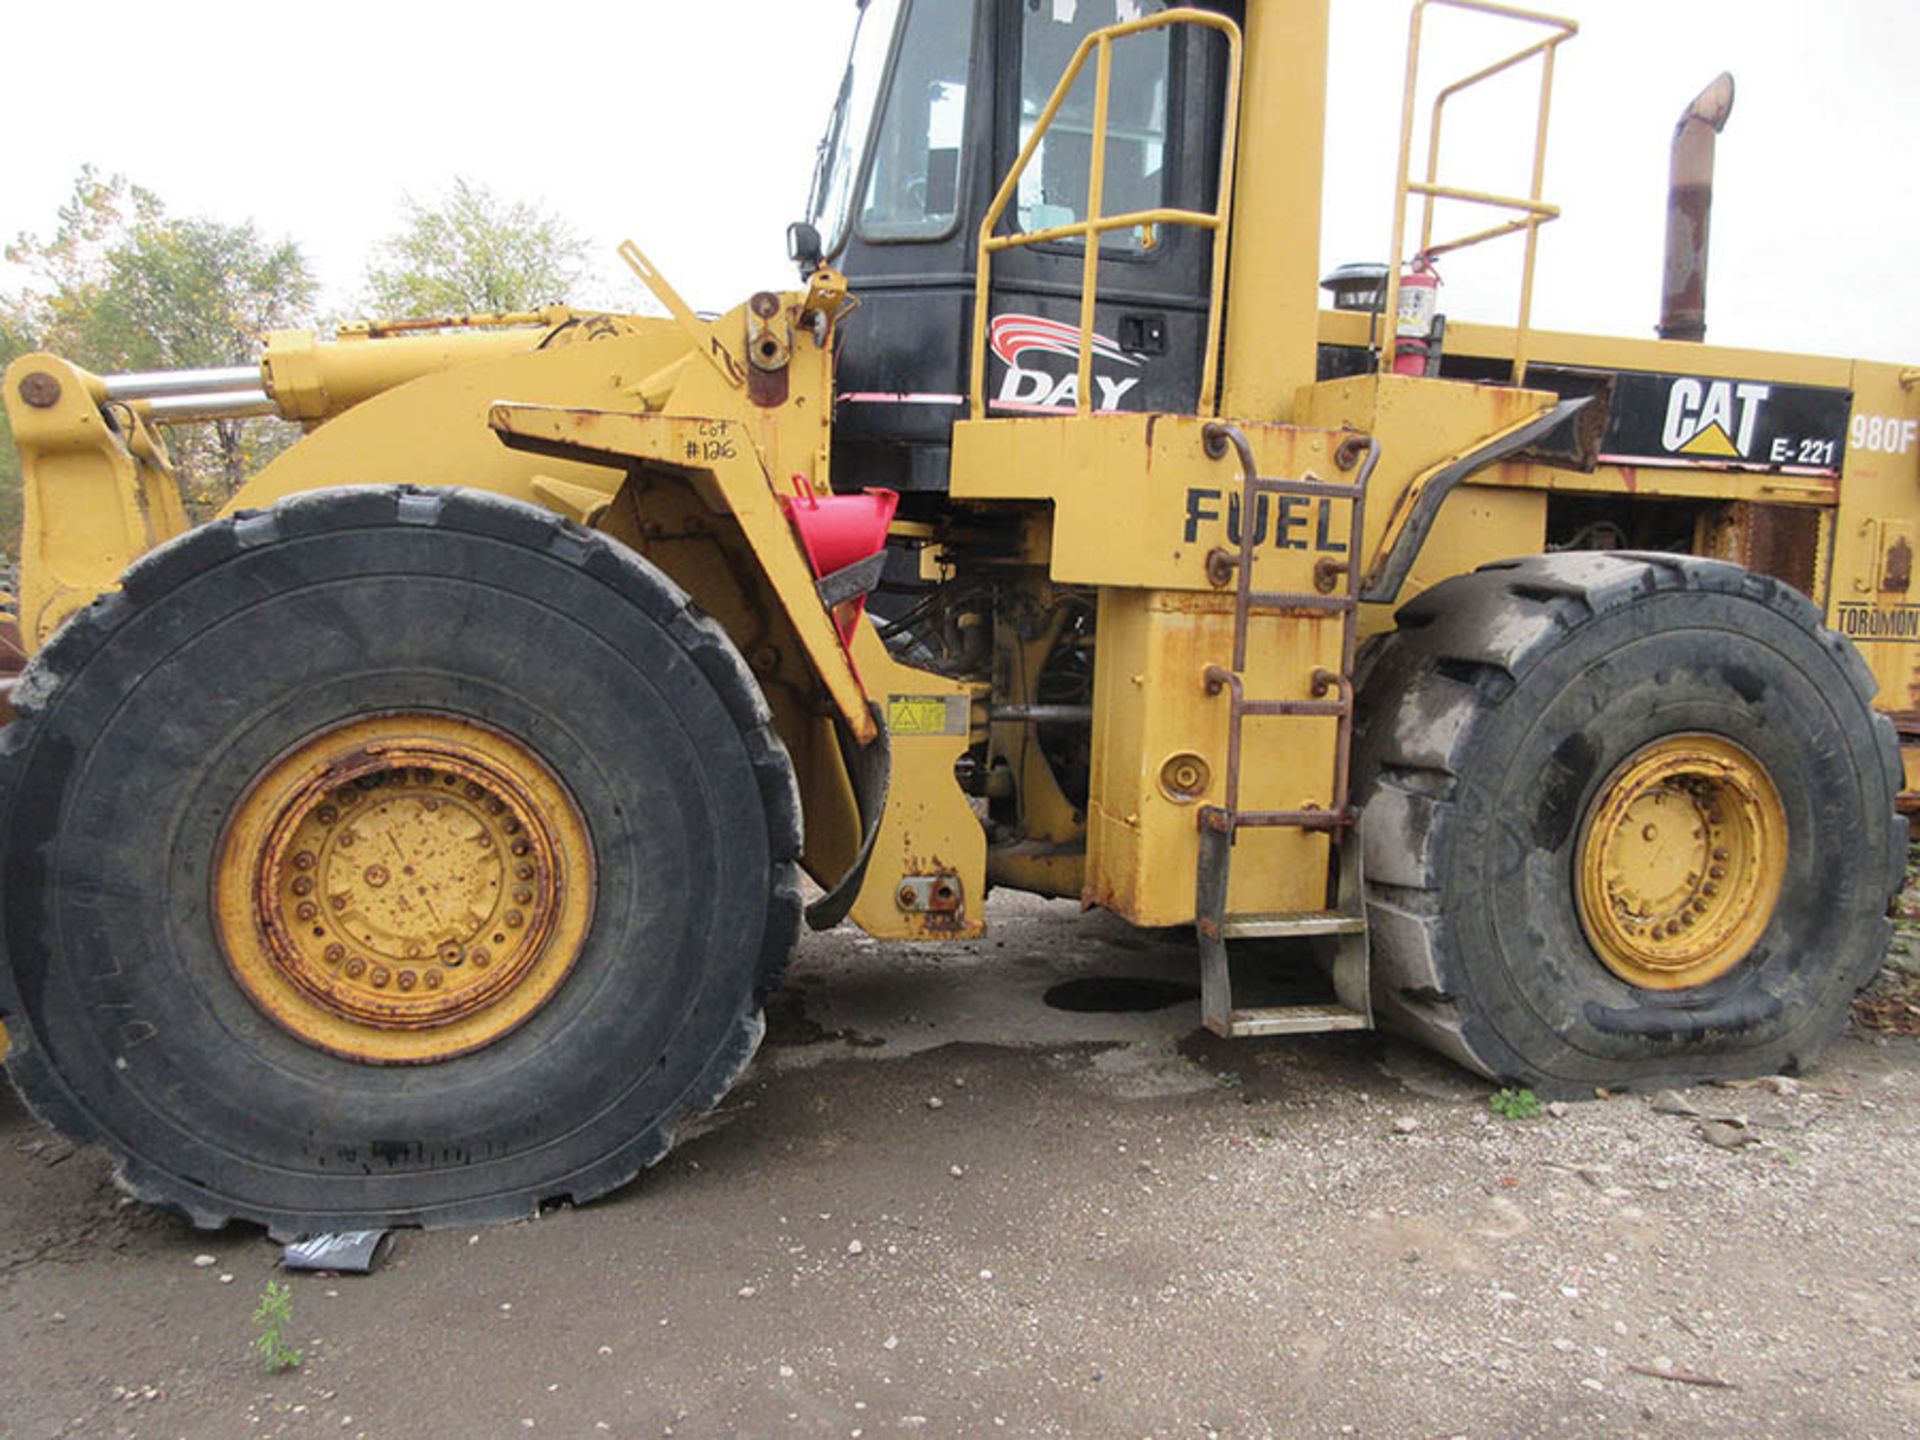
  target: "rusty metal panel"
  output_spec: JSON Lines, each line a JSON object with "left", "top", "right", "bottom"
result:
{"left": 1694, "top": 501, "right": 1821, "bottom": 598}
{"left": 1085, "top": 588, "right": 1338, "bottom": 928}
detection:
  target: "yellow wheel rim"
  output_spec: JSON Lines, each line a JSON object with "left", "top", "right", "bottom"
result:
{"left": 214, "top": 714, "right": 595, "bottom": 1064}
{"left": 1575, "top": 734, "right": 1786, "bottom": 991}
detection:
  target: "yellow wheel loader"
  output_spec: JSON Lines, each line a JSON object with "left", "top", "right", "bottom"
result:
{"left": 2, "top": 0, "right": 1914, "bottom": 1235}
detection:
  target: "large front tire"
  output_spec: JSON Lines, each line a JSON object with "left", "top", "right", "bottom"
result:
{"left": 1352, "top": 552, "right": 1903, "bottom": 1098}
{"left": 0, "top": 487, "right": 802, "bottom": 1234}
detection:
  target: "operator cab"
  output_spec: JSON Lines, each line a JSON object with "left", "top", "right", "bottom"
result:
{"left": 802, "top": 0, "right": 1240, "bottom": 494}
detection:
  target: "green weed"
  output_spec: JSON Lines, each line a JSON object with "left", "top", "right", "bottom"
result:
{"left": 1489, "top": 1087, "right": 1543, "bottom": 1121}
{"left": 251, "top": 1278, "right": 304, "bottom": 1373}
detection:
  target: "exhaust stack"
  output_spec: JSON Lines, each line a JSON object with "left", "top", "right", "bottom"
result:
{"left": 1658, "top": 72, "right": 1735, "bottom": 343}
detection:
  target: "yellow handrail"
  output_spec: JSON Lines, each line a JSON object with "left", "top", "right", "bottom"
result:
{"left": 968, "top": 8, "right": 1242, "bottom": 420}
{"left": 1382, "top": 0, "right": 1577, "bottom": 385}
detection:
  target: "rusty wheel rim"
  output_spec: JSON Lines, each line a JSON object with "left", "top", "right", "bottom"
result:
{"left": 214, "top": 714, "right": 595, "bottom": 1064}
{"left": 1574, "top": 733, "right": 1786, "bottom": 991}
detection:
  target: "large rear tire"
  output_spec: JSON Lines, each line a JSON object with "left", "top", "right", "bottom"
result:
{"left": 1352, "top": 552, "right": 1903, "bottom": 1098}
{"left": 0, "top": 487, "right": 802, "bottom": 1234}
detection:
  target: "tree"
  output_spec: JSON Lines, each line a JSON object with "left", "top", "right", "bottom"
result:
{"left": 362, "top": 177, "right": 592, "bottom": 318}
{"left": 1, "top": 168, "right": 166, "bottom": 559}
{"left": 0, "top": 314, "right": 32, "bottom": 568}
{"left": 1, "top": 167, "right": 318, "bottom": 530}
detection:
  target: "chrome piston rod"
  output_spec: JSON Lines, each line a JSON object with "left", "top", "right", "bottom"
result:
{"left": 100, "top": 364, "right": 262, "bottom": 401}
{"left": 97, "top": 364, "right": 276, "bottom": 423}
{"left": 140, "top": 390, "right": 277, "bottom": 421}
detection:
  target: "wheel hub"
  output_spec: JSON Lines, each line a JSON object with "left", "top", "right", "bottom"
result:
{"left": 215, "top": 714, "right": 594, "bottom": 1063}
{"left": 1575, "top": 734, "right": 1785, "bottom": 990}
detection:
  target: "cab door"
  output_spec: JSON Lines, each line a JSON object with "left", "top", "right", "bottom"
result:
{"left": 981, "top": 0, "right": 1237, "bottom": 420}
{"left": 830, "top": 0, "right": 1237, "bottom": 493}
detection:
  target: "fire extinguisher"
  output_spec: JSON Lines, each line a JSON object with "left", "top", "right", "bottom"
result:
{"left": 1392, "top": 255, "right": 1441, "bottom": 377}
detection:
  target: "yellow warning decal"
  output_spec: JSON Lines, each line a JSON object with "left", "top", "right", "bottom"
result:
{"left": 887, "top": 694, "right": 965, "bottom": 737}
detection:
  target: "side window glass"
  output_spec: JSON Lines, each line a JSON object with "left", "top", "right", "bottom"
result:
{"left": 1016, "top": 0, "right": 1170, "bottom": 252}
{"left": 859, "top": 0, "right": 976, "bottom": 241}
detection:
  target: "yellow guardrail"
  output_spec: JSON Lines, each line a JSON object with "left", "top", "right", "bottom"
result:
{"left": 1382, "top": 0, "right": 1578, "bottom": 385}
{"left": 968, "top": 8, "right": 1243, "bottom": 420}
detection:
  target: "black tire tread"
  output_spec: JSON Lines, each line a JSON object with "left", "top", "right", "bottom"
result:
{"left": 0, "top": 485, "right": 803, "bottom": 1233}
{"left": 1352, "top": 551, "right": 1904, "bottom": 1096}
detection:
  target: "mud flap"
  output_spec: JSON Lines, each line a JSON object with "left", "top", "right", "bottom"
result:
{"left": 804, "top": 702, "right": 891, "bottom": 931}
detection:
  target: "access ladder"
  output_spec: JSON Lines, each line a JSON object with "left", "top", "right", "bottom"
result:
{"left": 1194, "top": 422, "right": 1378, "bottom": 1037}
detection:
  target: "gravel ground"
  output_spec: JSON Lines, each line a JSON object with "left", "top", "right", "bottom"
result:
{"left": 3, "top": 891, "right": 1919, "bottom": 1439}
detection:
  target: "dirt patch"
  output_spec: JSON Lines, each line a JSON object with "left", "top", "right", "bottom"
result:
{"left": 1042, "top": 977, "right": 1199, "bottom": 1013}
{"left": 3, "top": 891, "right": 1918, "bottom": 1438}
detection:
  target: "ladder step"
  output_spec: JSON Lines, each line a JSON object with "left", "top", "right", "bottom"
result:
{"left": 1246, "top": 476, "right": 1364, "bottom": 502}
{"left": 1245, "top": 591, "right": 1356, "bottom": 613}
{"left": 1218, "top": 1003, "right": 1372, "bottom": 1037}
{"left": 1241, "top": 698, "right": 1349, "bottom": 719}
{"left": 1232, "top": 807, "right": 1347, "bottom": 831}
{"left": 1223, "top": 910, "right": 1366, "bottom": 940}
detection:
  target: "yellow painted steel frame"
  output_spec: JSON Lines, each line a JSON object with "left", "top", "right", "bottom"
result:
{"left": 5, "top": 285, "right": 873, "bottom": 742}
{"left": 1318, "top": 303, "right": 1920, "bottom": 807}
{"left": 3, "top": 356, "right": 191, "bottom": 646}
{"left": 1319, "top": 309, "right": 1920, "bottom": 697}
{"left": 1296, "top": 370, "right": 1561, "bottom": 613}
{"left": 483, "top": 402, "right": 873, "bottom": 746}
{"left": 949, "top": 373, "right": 1566, "bottom": 928}
{"left": 956, "top": 413, "right": 1342, "bottom": 924}
{"left": 1217, "top": 0, "right": 1328, "bottom": 422}
{"left": 845, "top": 624, "right": 986, "bottom": 941}
{"left": 968, "top": 7, "right": 1242, "bottom": 420}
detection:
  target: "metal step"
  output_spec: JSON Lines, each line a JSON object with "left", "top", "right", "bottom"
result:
{"left": 1196, "top": 823, "right": 1374, "bottom": 1037}
{"left": 1218, "top": 1003, "right": 1372, "bottom": 1037}
{"left": 1223, "top": 910, "right": 1365, "bottom": 940}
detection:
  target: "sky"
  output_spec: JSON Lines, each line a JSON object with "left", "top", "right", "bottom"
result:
{"left": 1, "top": 0, "right": 1914, "bottom": 365}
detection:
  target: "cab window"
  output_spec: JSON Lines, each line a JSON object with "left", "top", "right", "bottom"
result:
{"left": 859, "top": 0, "right": 977, "bottom": 241}
{"left": 1016, "top": 0, "right": 1171, "bottom": 252}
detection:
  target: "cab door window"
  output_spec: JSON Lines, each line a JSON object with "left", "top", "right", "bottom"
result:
{"left": 1016, "top": 0, "right": 1171, "bottom": 252}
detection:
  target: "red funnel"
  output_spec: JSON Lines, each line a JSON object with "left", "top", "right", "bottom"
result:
{"left": 780, "top": 477, "right": 899, "bottom": 652}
